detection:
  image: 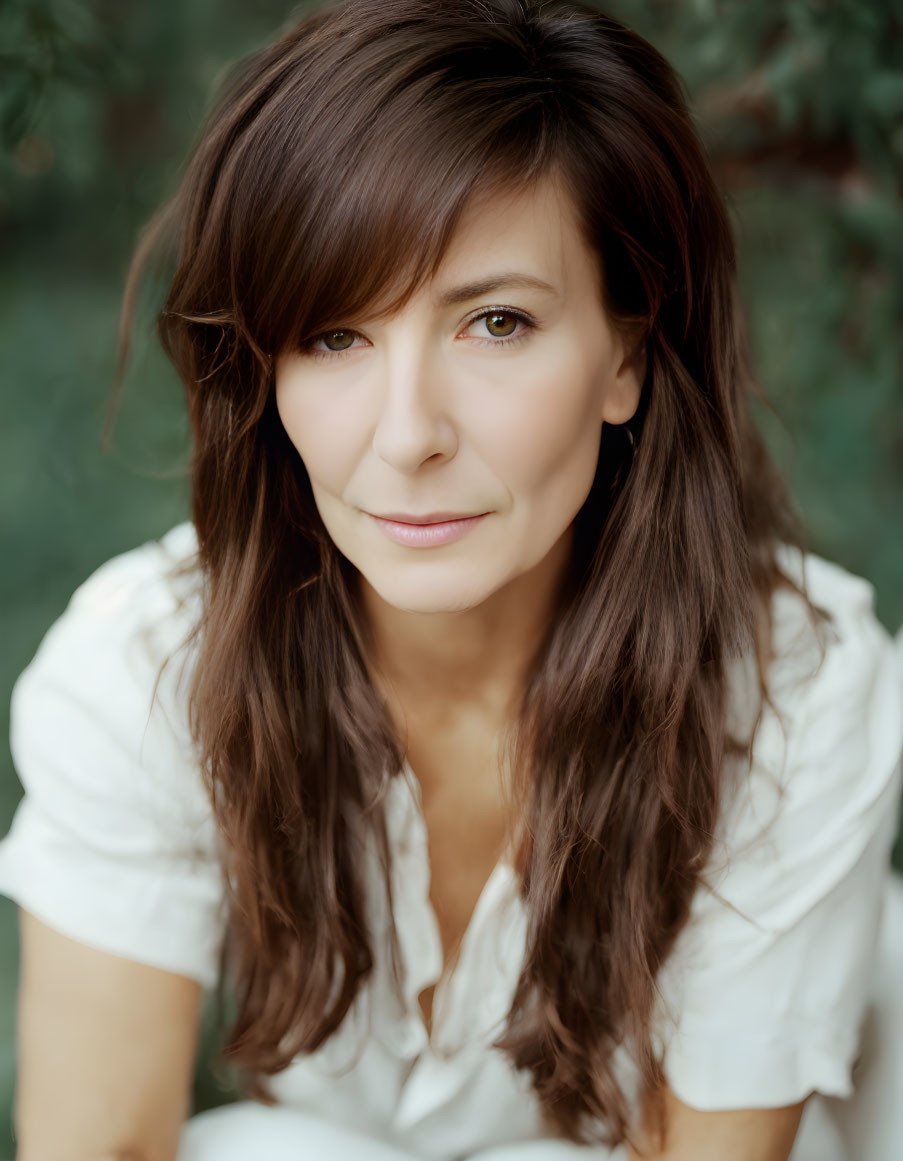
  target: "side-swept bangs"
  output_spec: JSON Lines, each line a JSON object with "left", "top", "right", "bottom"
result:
{"left": 182, "top": 4, "right": 577, "bottom": 366}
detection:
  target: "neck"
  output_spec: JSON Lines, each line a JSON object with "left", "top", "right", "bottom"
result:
{"left": 358, "top": 526, "right": 573, "bottom": 724}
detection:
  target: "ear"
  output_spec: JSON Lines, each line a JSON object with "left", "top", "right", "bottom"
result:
{"left": 601, "top": 323, "right": 646, "bottom": 425}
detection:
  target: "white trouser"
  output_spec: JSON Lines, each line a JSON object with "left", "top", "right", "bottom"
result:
{"left": 177, "top": 871, "right": 903, "bottom": 1161}
{"left": 176, "top": 1104, "right": 634, "bottom": 1160}
{"left": 175, "top": 1097, "right": 843, "bottom": 1161}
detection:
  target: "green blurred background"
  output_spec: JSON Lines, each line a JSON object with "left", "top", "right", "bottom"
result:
{"left": 1, "top": 0, "right": 902, "bottom": 1154}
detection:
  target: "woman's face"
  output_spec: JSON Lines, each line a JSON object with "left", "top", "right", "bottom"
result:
{"left": 274, "top": 174, "right": 644, "bottom": 615}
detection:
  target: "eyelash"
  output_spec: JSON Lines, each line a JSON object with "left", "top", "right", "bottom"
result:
{"left": 297, "top": 307, "right": 537, "bottom": 360}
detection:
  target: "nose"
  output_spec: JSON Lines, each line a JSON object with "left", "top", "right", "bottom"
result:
{"left": 370, "top": 347, "right": 458, "bottom": 473}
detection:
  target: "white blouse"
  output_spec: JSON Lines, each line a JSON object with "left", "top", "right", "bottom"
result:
{"left": 0, "top": 521, "right": 901, "bottom": 1159}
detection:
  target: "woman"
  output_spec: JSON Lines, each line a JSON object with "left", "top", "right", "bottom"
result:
{"left": 1, "top": 1, "right": 901, "bottom": 1159}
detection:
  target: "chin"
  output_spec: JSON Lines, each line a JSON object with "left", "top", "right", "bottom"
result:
{"left": 364, "top": 570, "right": 497, "bottom": 615}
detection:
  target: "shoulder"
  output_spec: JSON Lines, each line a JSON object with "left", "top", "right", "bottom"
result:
{"left": 31, "top": 519, "right": 203, "bottom": 679}
{"left": 10, "top": 520, "right": 211, "bottom": 830}
{"left": 719, "top": 543, "right": 903, "bottom": 868}
{"left": 768, "top": 541, "right": 895, "bottom": 704}
{"left": 653, "top": 546, "right": 903, "bottom": 1109}
{"left": 1, "top": 521, "right": 225, "bottom": 986}
{"left": 16, "top": 519, "right": 203, "bottom": 709}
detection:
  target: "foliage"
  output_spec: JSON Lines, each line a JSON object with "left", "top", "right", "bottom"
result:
{"left": 0, "top": 1, "right": 901, "bottom": 1152}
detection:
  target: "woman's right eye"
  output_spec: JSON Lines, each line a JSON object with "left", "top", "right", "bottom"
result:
{"left": 298, "top": 329, "right": 365, "bottom": 359}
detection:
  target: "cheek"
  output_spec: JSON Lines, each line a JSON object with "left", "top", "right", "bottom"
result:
{"left": 474, "top": 354, "right": 604, "bottom": 497}
{"left": 275, "top": 379, "right": 362, "bottom": 488}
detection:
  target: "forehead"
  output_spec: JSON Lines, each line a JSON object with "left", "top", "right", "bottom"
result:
{"left": 270, "top": 164, "right": 601, "bottom": 358}
{"left": 427, "top": 172, "right": 588, "bottom": 302}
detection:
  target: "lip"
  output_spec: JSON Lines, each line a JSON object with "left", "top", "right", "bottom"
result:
{"left": 369, "top": 511, "right": 490, "bottom": 548}
{"left": 373, "top": 511, "right": 486, "bottom": 525}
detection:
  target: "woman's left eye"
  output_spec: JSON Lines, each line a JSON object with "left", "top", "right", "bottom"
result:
{"left": 298, "top": 307, "right": 536, "bottom": 359}
{"left": 464, "top": 307, "right": 536, "bottom": 348}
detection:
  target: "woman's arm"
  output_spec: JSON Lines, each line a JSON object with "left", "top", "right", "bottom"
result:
{"left": 626, "top": 1080, "right": 806, "bottom": 1161}
{"left": 14, "top": 909, "right": 202, "bottom": 1161}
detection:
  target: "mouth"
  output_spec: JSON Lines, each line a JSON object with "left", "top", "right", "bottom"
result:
{"left": 368, "top": 511, "right": 490, "bottom": 547}
{"left": 370, "top": 510, "right": 489, "bottom": 525}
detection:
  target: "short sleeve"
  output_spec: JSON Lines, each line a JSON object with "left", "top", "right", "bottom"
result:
{"left": 0, "top": 522, "right": 227, "bottom": 989}
{"left": 653, "top": 547, "right": 903, "bottom": 1110}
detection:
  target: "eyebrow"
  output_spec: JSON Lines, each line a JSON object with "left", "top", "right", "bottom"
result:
{"left": 435, "top": 272, "right": 559, "bottom": 308}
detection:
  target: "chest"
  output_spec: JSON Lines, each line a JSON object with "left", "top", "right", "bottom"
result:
{"left": 403, "top": 731, "right": 512, "bottom": 1039}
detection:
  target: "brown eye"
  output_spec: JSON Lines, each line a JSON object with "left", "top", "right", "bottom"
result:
{"left": 483, "top": 312, "right": 518, "bottom": 338}
{"left": 322, "top": 329, "right": 356, "bottom": 351}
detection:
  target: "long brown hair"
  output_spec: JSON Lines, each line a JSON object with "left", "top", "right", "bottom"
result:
{"left": 109, "top": 0, "right": 830, "bottom": 1151}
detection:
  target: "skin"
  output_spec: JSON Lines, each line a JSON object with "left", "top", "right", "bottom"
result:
{"left": 274, "top": 172, "right": 808, "bottom": 1161}
{"left": 628, "top": 1083, "right": 806, "bottom": 1161}
{"left": 15, "top": 911, "right": 200, "bottom": 1161}
{"left": 274, "top": 174, "right": 644, "bottom": 720}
